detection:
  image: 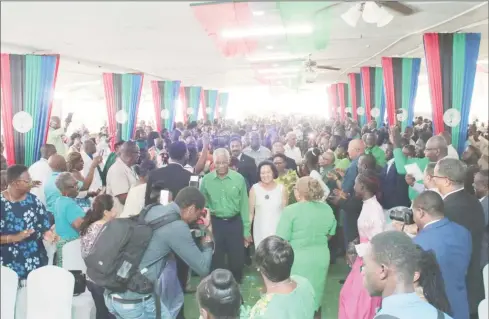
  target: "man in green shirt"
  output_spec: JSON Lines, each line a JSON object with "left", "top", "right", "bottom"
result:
{"left": 200, "top": 148, "right": 250, "bottom": 283}
{"left": 364, "top": 132, "right": 386, "bottom": 168}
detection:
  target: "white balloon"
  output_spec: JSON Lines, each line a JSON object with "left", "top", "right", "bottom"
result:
{"left": 443, "top": 108, "right": 461, "bottom": 127}
{"left": 396, "top": 109, "right": 408, "bottom": 122}
{"left": 115, "top": 110, "right": 128, "bottom": 124}
{"left": 218, "top": 107, "right": 224, "bottom": 113}
{"left": 370, "top": 107, "right": 380, "bottom": 118}
{"left": 205, "top": 107, "right": 212, "bottom": 115}
{"left": 186, "top": 108, "right": 194, "bottom": 115}
{"left": 357, "top": 107, "right": 365, "bottom": 116}
{"left": 12, "top": 111, "right": 33, "bottom": 133}
{"left": 345, "top": 107, "right": 352, "bottom": 113}
{"left": 160, "top": 109, "right": 170, "bottom": 119}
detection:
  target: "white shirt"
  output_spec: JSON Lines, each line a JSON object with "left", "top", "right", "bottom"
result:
{"left": 81, "top": 152, "right": 103, "bottom": 191}
{"left": 28, "top": 158, "right": 52, "bottom": 205}
{"left": 284, "top": 144, "right": 302, "bottom": 164}
{"left": 447, "top": 144, "right": 459, "bottom": 159}
{"left": 121, "top": 183, "right": 147, "bottom": 218}
{"left": 106, "top": 158, "right": 138, "bottom": 216}
{"left": 386, "top": 158, "right": 395, "bottom": 174}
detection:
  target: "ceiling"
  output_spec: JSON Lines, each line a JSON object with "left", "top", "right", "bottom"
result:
{"left": 1, "top": 1, "right": 488, "bottom": 100}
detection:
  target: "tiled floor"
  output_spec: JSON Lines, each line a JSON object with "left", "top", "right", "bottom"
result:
{"left": 183, "top": 261, "right": 349, "bottom": 318}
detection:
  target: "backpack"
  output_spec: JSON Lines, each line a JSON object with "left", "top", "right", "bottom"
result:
{"left": 375, "top": 308, "right": 444, "bottom": 319}
{"left": 84, "top": 203, "right": 180, "bottom": 294}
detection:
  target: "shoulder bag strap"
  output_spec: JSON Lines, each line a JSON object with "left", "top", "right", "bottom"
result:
{"left": 148, "top": 213, "right": 181, "bottom": 230}
{"left": 436, "top": 309, "right": 444, "bottom": 319}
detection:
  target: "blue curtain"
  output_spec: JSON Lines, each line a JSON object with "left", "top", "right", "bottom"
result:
{"left": 126, "top": 75, "right": 144, "bottom": 140}
{"left": 407, "top": 58, "right": 421, "bottom": 126}
{"left": 378, "top": 83, "right": 386, "bottom": 128}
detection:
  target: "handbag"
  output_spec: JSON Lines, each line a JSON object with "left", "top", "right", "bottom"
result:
{"left": 69, "top": 270, "right": 87, "bottom": 296}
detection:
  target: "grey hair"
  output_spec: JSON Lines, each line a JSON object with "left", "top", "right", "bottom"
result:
{"left": 435, "top": 158, "right": 466, "bottom": 186}
{"left": 424, "top": 162, "right": 436, "bottom": 176}
{"left": 427, "top": 136, "right": 448, "bottom": 158}
{"left": 213, "top": 148, "right": 231, "bottom": 163}
{"left": 55, "top": 172, "right": 76, "bottom": 192}
{"left": 370, "top": 231, "right": 418, "bottom": 283}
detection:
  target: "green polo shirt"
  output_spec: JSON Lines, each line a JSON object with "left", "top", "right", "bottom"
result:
{"left": 200, "top": 170, "right": 250, "bottom": 237}
{"left": 365, "top": 145, "right": 387, "bottom": 167}
{"left": 393, "top": 148, "right": 429, "bottom": 201}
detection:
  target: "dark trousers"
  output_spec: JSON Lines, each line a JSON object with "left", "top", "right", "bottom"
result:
{"left": 175, "top": 256, "right": 188, "bottom": 319}
{"left": 86, "top": 280, "right": 115, "bottom": 319}
{"left": 211, "top": 215, "right": 245, "bottom": 283}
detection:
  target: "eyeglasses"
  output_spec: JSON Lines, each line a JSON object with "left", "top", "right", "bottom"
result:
{"left": 16, "top": 179, "right": 32, "bottom": 184}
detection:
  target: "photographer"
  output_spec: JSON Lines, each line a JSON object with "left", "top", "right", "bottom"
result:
{"left": 105, "top": 186, "right": 214, "bottom": 318}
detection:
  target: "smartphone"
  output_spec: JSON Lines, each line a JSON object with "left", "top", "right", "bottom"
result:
{"left": 189, "top": 175, "right": 199, "bottom": 188}
{"left": 99, "top": 149, "right": 105, "bottom": 158}
{"left": 160, "top": 190, "right": 170, "bottom": 206}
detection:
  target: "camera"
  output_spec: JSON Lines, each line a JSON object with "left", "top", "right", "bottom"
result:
{"left": 388, "top": 206, "right": 414, "bottom": 225}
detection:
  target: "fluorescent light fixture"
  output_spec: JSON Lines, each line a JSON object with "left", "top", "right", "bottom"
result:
{"left": 341, "top": 3, "right": 362, "bottom": 27}
{"left": 376, "top": 6, "right": 394, "bottom": 27}
{"left": 247, "top": 54, "right": 308, "bottom": 62}
{"left": 253, "top": 11, "right": 265, "bottom": 16}
{"left": 362, "top": 2, "right": 381, "bottom": 24}
{"left": 221, "top": 24, "right": 313, "bottom": 39}
{"left": 264, "top": 74, "right": 298, "bottom": 80}
{"left": 266, "top": 45, "right": 274, "bottom": 50}
{"left": 258, "top": 67, "right": 301, "bottom": 74}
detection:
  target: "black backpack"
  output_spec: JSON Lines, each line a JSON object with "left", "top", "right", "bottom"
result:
{"left": 84, "top": 203, "right": 180, "bottom": 294}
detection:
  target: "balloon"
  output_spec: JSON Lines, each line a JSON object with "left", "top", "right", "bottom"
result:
{"left": 186, "top": 108, "right": 194, "bottom": 115}
{"left": 205, "top": 107, "right": 211, "bottom": 115}
{"left": 370, "top": 107, "right": 380, "bottom": 118}
{"left": 12, "top": 111, "right": 33, "bottom": 133}
{"left": 357, "top": 107, "right": 365, "bottom": 116}
{"left": 115, "top": 110, "right": 128, "bottom": 124}
{"left": 161, "top": 109, "right": 170, "bottom": 119}
{"left": 396, "top": 109, "right": 407, "bottom": 122}
{"left": 443, "top": 108, "right": 461, "bottom": 127}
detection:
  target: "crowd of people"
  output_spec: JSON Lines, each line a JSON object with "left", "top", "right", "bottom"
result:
{"left": 1, "top": 112, "right": 488, "bottom": 319}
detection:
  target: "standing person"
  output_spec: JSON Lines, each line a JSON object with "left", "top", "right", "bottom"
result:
{"left": 29, "top": 144, "right": 57, "bottom": 205}
{"left": 362, "top": 231, "right": 453, "bottom": 319}
{"left": 100, "top": 140, "right": 124, "bottom": 186}
{"left": 439, "top": 131, "right": 459, "bottom": 159}
{"left": 249, "top": 161, "right": 287, "bottom": 248}
{"left": 106, "top": 141, "right": 140, "bottom": 216}
{"left": 200, "top": 148, "right": 251, "bottom": 283}
{"left": 473, "top": 170, "right": 489, "bottom": 268}
{"left": 44, "top": 154, "right": 69, "bottom": 214}
{"left": 433, "top": 158, "right": 485, "bottom": 318}
{"left": 270, "top": 141, "right": 297, "bottom": 171}
{"left": 0, "top": 142, "right": 7, "bottom": 170}
{"left": 47, "top": 115, "right": 71, "bottom": 157}
{"left": 121, "top": 159, "right": 156, "bottom": 218}
{"left": 380, "top": 143, "right": 411, "bottom": 209}
{"left": 412, "top": 191, "right": 471, "bottom": 319}
{"left": 81, "top": 139, "right": 104, "bottom": 192}
{"left": 1, "top": 165, "right": 56, "bottom": 280}
{"left": 284, "top": 132, "right": 302, "bottom": 165}
{"left": 339, "top": 170, "right": 384, "bottom": 319}
{"left": 66, "top": 152, "right": 103, "bottom": 211}
{"left": 276, "top": 176, "right": 336, "bottom": 318}
{"left": 364, "top": 132, "right": 386, "bottom": 168}
{"left": 243, "top": 132, "right": 272, "bottom": 166}
{"left": 301, "top": 148, "right": 330, "bottom": 198}
{"left": 79, "top": 194, "right": 117, "bottom": 319}
{"left": 272, "top": 153, "right": 299, "bottom": 204}
{"left": 229, "top": 137, "right": 258, "bottom": 190}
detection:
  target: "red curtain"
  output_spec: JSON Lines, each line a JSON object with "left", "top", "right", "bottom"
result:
{"left": 102, "top": 74, "right": 116, "bottom": 150}
{"left": 360, "top": 67, "right": 372, "bottom": 122}
{"left": 423, "top": 33, "right": 445, "bottom": 134}
{"left": 0, "top": 55, "right": 14, "bottom": 164}
{"left": 151, "top": 81, "right": 162, "bottom": 132}
{"left": 338, "top": 83, "right": 347, "bottom": 121}
{"left": 381, "top": 57, "right": 396, "bottom": 126}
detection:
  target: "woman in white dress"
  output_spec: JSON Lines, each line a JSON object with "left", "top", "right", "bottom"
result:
{"left": 249, "top": 161, "right": 288, "bottom": 248}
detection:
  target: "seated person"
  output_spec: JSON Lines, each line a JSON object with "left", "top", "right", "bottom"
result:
{"left": 197, "top": 269, "right": 243, "bottom": 319}
{"left": 249, "top": 236, "right": 316, "bottom": 319}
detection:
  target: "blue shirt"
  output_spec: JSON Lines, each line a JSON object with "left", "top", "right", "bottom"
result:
{"left": 44, "top": 172, "right": 83, "bottom": 214}
{"left": 376, "top": 293, "right": 453, "bottom": 319}
{"left": 342, "top": 157, "right": 359, "bottom": 195}
{"left": 54, "top": 196, "right": 85, "bottom": 240}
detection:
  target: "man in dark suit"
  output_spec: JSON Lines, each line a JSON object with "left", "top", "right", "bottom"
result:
{"left": 380, "top": 143, "right": 411, "bottom": 209}
{"left": 473, "top": 170, "right": 489, "bottom": 269}
{"left": 144, "top": 141, "right": 192, "bottom": 319}
{"left": 270, "top": 141, "right": 297, "bottom": 171}
{"left": 433, "top": 158, "right": 485, "bottom": 319}
{"left": 413, "top": 191, "right": 472, "bottom": 319}
{"left": 229, "top": 137, "right": 257, "bottom": 190}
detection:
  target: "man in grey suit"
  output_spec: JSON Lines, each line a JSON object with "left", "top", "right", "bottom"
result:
{"left": 474, "top": 170, "right": 489, "bottom": 269}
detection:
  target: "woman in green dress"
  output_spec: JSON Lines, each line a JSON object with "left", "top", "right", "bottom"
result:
{"left": 276, "top": 176, "right": 337, "bottom": 318}
{"left": 272, "top": 154, "right": 299, "bottom": 205}
{"left": 249, "top": 236, "right": 316, "bottom": 319}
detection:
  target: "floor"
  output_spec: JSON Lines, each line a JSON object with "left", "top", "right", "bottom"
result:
{"left": 183, "top": 261, "right": 349, "bottom": 319}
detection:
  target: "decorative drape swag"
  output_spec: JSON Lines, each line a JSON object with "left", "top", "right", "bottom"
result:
{"left": 203, "top": 89, "right": 218, "bottom": 122}
{"left": 336, "top": 83, "right": 349, "bottom": 121}
{"left": 0, "top": 54, "right": 60, "bottom": 166}
{"left": 347, "top": 73, "right": 362, "bottom": 123}
{"left": 361, "top": 67, "right": 386, "bottom": 128}
{"left": 327, "top": 84, "right": 338, "bottom": 120}
{"left": 217, "top": 92, "right": 229, "bottom": 119}
{"left": 151, "top": 80, "right": 181, "bottom": 131}
{"left": 103, "top": 73, "right": 144, "bottom": 145}
{"left": 381, "top": 57, "right": 421, "bottom": 130}
{"left": 183, "top": 86, "right": 202, "bottom": 123}
{"left": 423, "top": 32, "right": 481, "bottom": 153}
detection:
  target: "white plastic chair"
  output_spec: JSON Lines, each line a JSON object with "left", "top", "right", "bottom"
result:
{"left": 62, "top": 239, "right": 87, "bottom": 273}
{"left": 483, "top": 264, "right": 488, "bottom": 298}
{"left": 1, "top": 266, "right": 18, "bottom": 319}
{"left": 479, "top": 299, "right": 488, "bottom": 319}
{"left": 26, "top": 266, "right": 74, "bottom": 319}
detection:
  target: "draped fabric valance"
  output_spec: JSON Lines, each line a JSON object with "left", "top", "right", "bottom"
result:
{"left": 183, "top": 86, "right": 202, "bottom": 123}
{"left": 151, "top": 80, "right": 181, "bottom": 131}
{"left": 217, "top": 92, "right": 229, "bottom": 119}
{"left": 336, "top": 83, "right": 349, "bottom": 121}
{"left": 361, "top": 67, "right": 386, "bottom": 128}
{"left": 348, "top": 73, "right": 362, "bottom": 123}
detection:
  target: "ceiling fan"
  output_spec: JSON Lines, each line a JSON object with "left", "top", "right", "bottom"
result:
{"left": 304, "top": 55, "right": 340, "bottom": 72}
{"left": 339, "top": 1, "right": 419, "bottom": 28}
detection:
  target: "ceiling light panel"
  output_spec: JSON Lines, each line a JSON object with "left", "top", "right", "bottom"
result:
{"left": 258, "top": 67, "right": 301, "bottom": 74}
{"left": 221, "top": 24, "right": 313, "bottom": 39}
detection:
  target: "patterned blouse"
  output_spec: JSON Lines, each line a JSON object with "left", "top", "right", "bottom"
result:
{"left": 275, "top": 169, "right": 299, "bottom": 205}
{"left": 0, "top": 193, "right": 52, "bottom": 279}
{"left": 80, "top": 222, "right": 105, "bottom": 258}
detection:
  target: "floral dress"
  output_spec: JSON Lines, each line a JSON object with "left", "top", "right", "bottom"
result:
{"left": 275, "top": 169, "right": 298, "bottom": 205}
{"left": 0, "top": 193, "right": 52, "bottom": 279}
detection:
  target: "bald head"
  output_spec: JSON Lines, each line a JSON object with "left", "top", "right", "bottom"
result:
{"left": 119, "top": 141, "right": 140, "bottom": 166}
{"left": 48, "top": 154, "right": 67, "bottom": 172}
{"left": 83, "top": 139, "right": 96, "bottom": 155}
{"left": 425, "top": 136, "right": 448, "bottom": 162}
{"left": 40, "top": 144, "right": 57, "bottom": 160}
{"left": 348, "top": 139, "right": 366, "bottom": 160}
